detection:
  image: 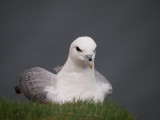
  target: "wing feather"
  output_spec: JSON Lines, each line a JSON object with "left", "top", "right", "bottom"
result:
{"left": 18, "top": 67, "right": 56, "bottom": 102}
{"left": 95, "top": 70, "right": 112, "bottom": 96}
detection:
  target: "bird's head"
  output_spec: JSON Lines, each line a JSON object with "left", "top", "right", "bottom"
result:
{"left": 69, "top": 36, "right": 97, "bottom": 69}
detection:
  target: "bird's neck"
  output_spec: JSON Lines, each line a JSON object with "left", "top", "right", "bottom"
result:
{"left": 57, "top": 56, "right": 96, "bottom": 89}
{"left": 61, "top": 57, "right": 94, "bottom": 74}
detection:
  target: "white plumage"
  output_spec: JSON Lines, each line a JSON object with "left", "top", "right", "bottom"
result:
{"left": 15, "top": 36, "right": 112, "bottom": 103}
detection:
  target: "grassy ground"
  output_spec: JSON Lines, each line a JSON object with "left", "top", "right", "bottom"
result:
{"left": 0, "top": 98, "right": 137, "bottom": 120}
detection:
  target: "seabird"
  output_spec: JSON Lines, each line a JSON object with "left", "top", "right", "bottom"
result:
{"left": 15, "top": 36, "right": 112, "bottom": 103}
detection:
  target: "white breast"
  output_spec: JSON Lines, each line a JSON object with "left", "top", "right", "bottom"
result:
{"left": 49, "top": 70, "right": 105, "bottom": 103}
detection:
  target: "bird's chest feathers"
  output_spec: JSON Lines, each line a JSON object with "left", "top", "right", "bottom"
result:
{"left": 57, "top": 71, "right": 97, "bottom": 95}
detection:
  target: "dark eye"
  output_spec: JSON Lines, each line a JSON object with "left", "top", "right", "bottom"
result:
{"left": 94, "top": 49, "right": 96, "bottom": 52}
{"left": 76, "top": 46, "right": 82, "bottom": 52}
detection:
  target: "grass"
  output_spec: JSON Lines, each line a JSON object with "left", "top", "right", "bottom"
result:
{"left": 0, "top": 98, "right": 137, "bottom": 120}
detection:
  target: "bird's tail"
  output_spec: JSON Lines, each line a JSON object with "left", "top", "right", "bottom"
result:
{"left": 15, "top": 86, "right": 21, "bottom": 94}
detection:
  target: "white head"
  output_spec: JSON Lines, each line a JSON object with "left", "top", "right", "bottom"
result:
{"left": 69, "top": 36, "right": 97, "bottom": 69}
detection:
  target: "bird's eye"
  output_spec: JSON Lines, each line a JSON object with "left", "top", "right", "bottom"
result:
{"left": 94, "top": 49, "right": 96, "bottom": 52}
{"left": 76, "top": 46, "right": 82, "bottom": 52}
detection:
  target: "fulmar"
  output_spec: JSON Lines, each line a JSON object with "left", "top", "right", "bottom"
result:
{"left": 15, "top": 36, "right": 112, "bottom": 103}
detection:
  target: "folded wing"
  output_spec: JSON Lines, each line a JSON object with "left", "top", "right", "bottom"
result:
{"left": 17, "top": 67, "right": 56, "bottom": 102}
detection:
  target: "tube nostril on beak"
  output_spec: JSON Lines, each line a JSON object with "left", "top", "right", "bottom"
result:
{"left": 85, "top": 54, "right": 93, "bottom": 69}
{"left": 88, "top": 58, "right": 92, "bottom": 61}
{"left": 86, "top": 54, "right": 92, "bottom": 61}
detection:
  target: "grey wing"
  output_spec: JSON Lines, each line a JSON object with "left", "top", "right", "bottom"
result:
{"left": 95, "top": 70, "right": 112, "bottom": 96}
{"left": 18, "top": 67, "right": 56, "bottom": 102}
{"left": 53, "top": 65, "right": 63, "bottom": 73}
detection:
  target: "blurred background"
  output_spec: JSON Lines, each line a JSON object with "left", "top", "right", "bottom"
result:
{"left": 0, "top": 0, "right": 160, "bottom": 120}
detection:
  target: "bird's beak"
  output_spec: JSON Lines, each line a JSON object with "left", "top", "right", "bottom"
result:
{"left": 85, "top": 54, "right": 93, "bottom": 69}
